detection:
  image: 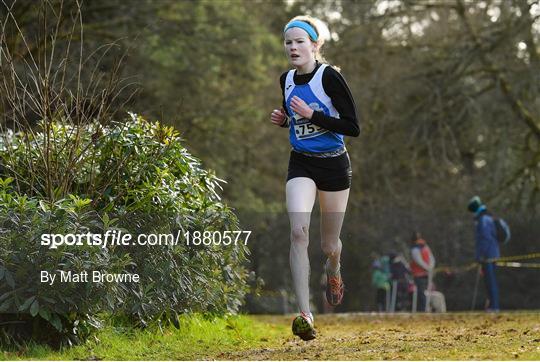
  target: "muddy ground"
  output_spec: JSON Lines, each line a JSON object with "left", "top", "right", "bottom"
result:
{"left": 216, "top": 312, "right": 540, "bottom": 360}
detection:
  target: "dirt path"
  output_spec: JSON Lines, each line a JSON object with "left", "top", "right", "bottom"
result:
{"left": 216, "top": 312, "right": 540, "bottom": 360}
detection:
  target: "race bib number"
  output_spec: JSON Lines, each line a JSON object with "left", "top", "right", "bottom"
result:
{"left": 294, "top": 121, "right": 326, "bottom": 139}
{"left": 292, "top": 101, "right": 328, "bottom": 140}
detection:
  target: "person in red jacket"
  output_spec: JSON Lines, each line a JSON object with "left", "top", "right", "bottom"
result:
{"left": 409, "top": 231, "right": 436, "bottom": 312}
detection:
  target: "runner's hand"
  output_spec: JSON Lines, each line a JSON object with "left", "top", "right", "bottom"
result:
{"left": 270, "top": 108, "right": 287, "bottom": 126}
{"left": 290, "top": 96, "right": 314, "bottom": 120}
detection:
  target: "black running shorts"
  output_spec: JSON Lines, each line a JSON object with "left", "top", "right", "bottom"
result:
{"left": 286, "top": 150, "right": 352, "bottom": 191}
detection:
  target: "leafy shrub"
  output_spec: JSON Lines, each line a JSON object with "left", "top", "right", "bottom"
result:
{"left": 0, "top": 114, "right": 250, "bottom": 346}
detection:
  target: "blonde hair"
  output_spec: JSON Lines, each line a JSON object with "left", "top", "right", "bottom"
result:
{"left": 285, "top": 15, "right": 330, "bottom": 64}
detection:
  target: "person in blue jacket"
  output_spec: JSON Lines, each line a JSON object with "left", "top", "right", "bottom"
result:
{"left": 467, "top": 196, "right": 500, "bottom": 311}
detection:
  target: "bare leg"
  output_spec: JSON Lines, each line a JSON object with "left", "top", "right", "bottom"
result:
{"left": 286, "top": 177, "right": 317, "bottom": 316}
{"left": 319, "top": 188, "right": 350, "bottom": 273}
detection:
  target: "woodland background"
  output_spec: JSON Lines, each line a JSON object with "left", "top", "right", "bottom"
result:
{"left": 1, "top": 0, "right": 539, "bottom": 312}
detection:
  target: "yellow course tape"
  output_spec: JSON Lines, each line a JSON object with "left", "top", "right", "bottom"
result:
{"left": 496, "top": 261, "right": 540, "bottom": 268}
{"left": 434, "top": 252, "right": 540, "bottom": 274}
{"left": 434, "top": 263, "right": 477, "bottom": 274}
{"left": 487, "top": 252, "right": 540, "bottom": 263}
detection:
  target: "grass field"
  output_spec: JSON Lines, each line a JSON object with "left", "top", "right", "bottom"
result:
{"left": 3, "top": 312, "right": 540, "bottom": 360}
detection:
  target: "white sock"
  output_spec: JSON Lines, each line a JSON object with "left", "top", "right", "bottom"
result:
{"left": 300, "top": 311, "right": 314, "bottom": 324}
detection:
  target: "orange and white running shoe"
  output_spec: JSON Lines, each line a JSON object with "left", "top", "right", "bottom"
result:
{"left": 325, "top": 261, "right": 344, "bottom": 306}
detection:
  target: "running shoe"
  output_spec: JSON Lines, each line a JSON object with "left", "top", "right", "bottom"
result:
{"left": 326, "top": 261, "right": 344, "bottom": 306}
{"left": 292, "top": 312, "right": 316, "bottom": 341}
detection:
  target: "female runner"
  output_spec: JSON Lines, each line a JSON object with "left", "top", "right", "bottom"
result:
{"left": 270, "top": 15, "right": 360, "bottom": 340}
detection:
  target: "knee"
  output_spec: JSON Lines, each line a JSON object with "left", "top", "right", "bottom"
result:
{"left": 321, "top": 240, "right": 340, "bottom": 257}
{"left": 290, "top": 225, "right": 309, "bottom": 244}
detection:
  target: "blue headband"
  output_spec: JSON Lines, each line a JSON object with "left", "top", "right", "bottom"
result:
{"left": 284, "top": 20, "right": 318, "bottom": 41}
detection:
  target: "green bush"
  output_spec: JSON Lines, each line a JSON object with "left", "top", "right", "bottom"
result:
{"left": 0, "top": 114, "right": 250, "bottom": 346}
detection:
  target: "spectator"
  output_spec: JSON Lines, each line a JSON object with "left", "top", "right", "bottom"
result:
{"left": 371, "top": 260, "right": 390, "bottom": 312}
{"left": 467, "top": 196, "right": 500, "bottom": 312}
{"left": 389, "top": 252, "right": 412, "bottom": 311}
{"left": 409, "top": 231, "right": 436, "bottom": 312}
